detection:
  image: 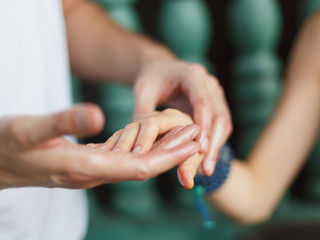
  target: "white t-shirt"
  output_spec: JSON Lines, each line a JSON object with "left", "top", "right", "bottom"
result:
{"left": 0, "top": 1, "right": 87, "bottom": 239}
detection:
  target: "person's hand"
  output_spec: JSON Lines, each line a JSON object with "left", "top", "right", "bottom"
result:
{"left": 0, "top": 104, "right": 199, "bottom": 189}
{"left": 103, "top": 109, "right": 195, "bottom": 153}
{"left": 103, "top": 108, "right": 204, "bottom": 189}
{"left": 133, "top": 59, "right": 232, "bottom": 176}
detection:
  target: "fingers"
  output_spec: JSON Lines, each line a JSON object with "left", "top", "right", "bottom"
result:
{"left": 113, "top": 123, "right": 140, "bottom": 152}
{"left": 152, "top": 124, "right": 200, "bottom": 151}
{"left": 103, "top": 129, "right": 124, "bottom": 151}
{"left": 151, "top": 126, "right": 184, "bottom": 149}
{"left": 108, "top": 109, "right": 193, "bottom": 154}
{"left": 201, "top": 117, "right": 228, "bottom": 176}
{"left": 133, "top": 79, "right": 159, "bottom": 121}
{"left": 177, "top": 153, "right": 203, "bottom": 189}
{"left": 187, "top": 74, "right": 232, "bottom": 176}
{"left": 117, "top": 141, "right": 200, "bottom": 181}
{"left": 133, "top": 109, "right": 193, "bottom": 153}
{"left": 193, "top": 102, "right": 211, "bottom": 152}
{"left": 44, "top": 127, "right": 201, "bottom": 188}
{"left": 7, "top": 103, "right": 105, "bottom": 148}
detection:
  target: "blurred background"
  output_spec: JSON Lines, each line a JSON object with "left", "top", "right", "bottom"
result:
{"left": 72, "top": 0, "right": 320, "bottom": 239}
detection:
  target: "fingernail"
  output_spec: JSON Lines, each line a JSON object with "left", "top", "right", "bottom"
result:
{"left": 204, "top": 160, "right": 216, "bottom": 176}
{"left": 113, "top": 147, "right": 120, "bottom": 152}
{"left": 133, "top": 145, "right": 141, "bottom": 154}
{"left": 172, "top": 126, "right": 184, "bottom": 134}
{"left": 201, "top": 138, "right": 209, "bottom": 152}
{"left": 192, "top": 129, "right": 200, "bottom": 139}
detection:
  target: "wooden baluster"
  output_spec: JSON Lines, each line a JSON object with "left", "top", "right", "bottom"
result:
{"left": 95, "top": 0, "right": 160, "bottom": 218}
{"left": 159, "top": 0, "right": 214, "bottom": 71}
{"left": 228, "top": 0, "right": 282, "bottom": 158}
{"left": 158, "top": 0, "right": 214, "bottom": 207}
{"left": 292, "top": 0, "right": 320, "bottom": 200}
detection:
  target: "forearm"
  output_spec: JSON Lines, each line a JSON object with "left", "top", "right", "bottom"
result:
{"left": 209, "top": 12, "right": 320, "bottom": 224}
{"left": 208, "top": 161, "right": 265, "bottom": 224}
{"left": 210, "top": 86, "right": 320, "bottom": 224}
{"left": 63, "top": 0, "right": 175, "bottom": 84}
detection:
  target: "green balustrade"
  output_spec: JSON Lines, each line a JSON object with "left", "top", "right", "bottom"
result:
{"left": 159, "top": 0, "right": 213, "bottom": 71}
{"left": 94, "top": 0, "right": 161, "bottom": 218}
{"left": 158, "top": 0, "right": 214, "bottom": 208}
{"left": 228, "top": 0, "right": 282, "bottom": 158}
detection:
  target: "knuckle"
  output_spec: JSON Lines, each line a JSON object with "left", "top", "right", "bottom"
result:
{"left": 112, "top": 129, "right": 123, "bottom": 137}
{"left": 52, "top": 113, "right": 64, "bottom": 133}
{"left": 124, "top": 122, "right": 139, "bottom": 131}
{"left": 214, "top": 113, "right": 233, "bottom": 131}
{"left": 190, "top": 64, "right": 207, "bottom": 75}
{"left": 163, "top": 108, "right": 179, "bottom": 115}
{"left": 135, "top": 162, "right": 151, "bottom": 181}
{"left": 215, "top": 113, "right": 227, "bottom": 122}
{"left": 8, "top": 117, "right": 30, "bottom": 147}
{"left": 197, "top": 98, "right": 212, "bottom": 109}
{"left": 115, "top": 143, "right": 128, "bottom": 152}
{"left": 142, "top": 116, "right": 157, "bottom": 128}
{"left": 133, "top": 81, "right": 143, "bottom": 93}
{"left": 227, "top": 121, "right": 233, "bottom": 134}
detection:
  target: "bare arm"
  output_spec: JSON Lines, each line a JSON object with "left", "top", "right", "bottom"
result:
{"left": 63, "top": 0, "right": 172, "bottom": 83}
{"left": 61, "top": 0, "right": 233, "bottom": 177}
{"left": 104, "top": 14, "right": 320, "bottom": 220}
{"left": 209, "top": 12, "right": 320, "bottom": 224}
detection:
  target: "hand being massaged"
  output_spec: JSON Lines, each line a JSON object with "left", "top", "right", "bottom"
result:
{"left": 96, "top": 109, "right": 205, "bottom": 189}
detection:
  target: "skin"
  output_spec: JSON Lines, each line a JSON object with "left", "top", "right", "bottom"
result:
{"left": 209, "top": 12, "right": 320, "bottom": 224}
{"left": 0, "top": 0, "right": 232, "bottom": 188}
{"left": 0, "top": 104, "right": 200, "bottom": 189}
{"left": 110, "top": 10, "right": 320, "bottom": 223}
{"left": 102, "top": 109, "right": 204, "bottom": 189}
{"left": 62, "top": 0, "right": 232, "bottom": 176}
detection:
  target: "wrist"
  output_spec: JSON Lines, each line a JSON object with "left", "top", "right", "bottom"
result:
{"left": 194, "top": 144, "right": 234, "bottom": 193}
{"left": 141, "top": 43, "right": 176, "bottom": 64}
{"left": 137, "top": 41, "right": 177, "bottom": 76}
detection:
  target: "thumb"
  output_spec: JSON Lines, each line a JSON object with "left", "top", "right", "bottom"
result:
{"left": 133, "top": 78, "right": 159, "bottom": 121}
{"left": 6, "top": 103, "right": 105, "bottom": 148}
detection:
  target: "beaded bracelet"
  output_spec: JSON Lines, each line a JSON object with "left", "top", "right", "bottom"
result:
{"left": 193, "top": 144, "right": 234, "bottom": 229}
{"left": 194, "top": 144, "right": 234, "bottom": 192}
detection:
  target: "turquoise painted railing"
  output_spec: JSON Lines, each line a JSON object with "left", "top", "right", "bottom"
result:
{"left": 228, "top": 0, "right": 282, "bottom": 158}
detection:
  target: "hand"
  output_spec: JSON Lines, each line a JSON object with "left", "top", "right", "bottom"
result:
{"left": 134, "top": 59, "right": 232, "bottom": 176}
{"left": 103, "top": 108, "right": 204, "bottom": 189}
{"left": 0, "top": 104, "right": 199, "bottom": 189}
{"left": 103, "top": 109, "right": 195, "bottom": 153}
